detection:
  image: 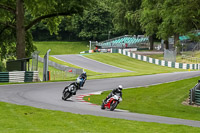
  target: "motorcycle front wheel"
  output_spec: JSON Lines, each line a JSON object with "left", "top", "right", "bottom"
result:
{"left": 101, "top": 101, "right": 105, "bottom": 109}
{"left": 62, "top": 91, "right": 72, "bottom": 100}
{"left": 110, "top": 101, "right": 119, "bottom": 111}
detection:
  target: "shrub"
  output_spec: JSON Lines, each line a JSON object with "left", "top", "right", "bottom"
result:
{"left": 0, "top": 61, "right": 6, "bottom": 72}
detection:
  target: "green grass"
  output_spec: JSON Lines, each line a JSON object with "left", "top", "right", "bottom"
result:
{"left": 84, "top": 76, "right": 200, "bottom": 121}
{"left": 49, "top": 56, "right": 100, "bottom": 77}
{"left": 1, "top": 102, "right": 200, "bottom": 133}
{"left": 34, "top": 41, "right": 89, "bottom": 55}
{"left": 47, "top": 53, "right": 188, "bottom": 80}
{"left": 148, "top": 51, "right": 200, "bottom": 64}
{"left": 84, "top": 53, "right": 187, "bottom": 74}
{"left": 37, "top": 61, "right": 79, "bottom": 81}
{"left": 33, "top": 41, "right": 188, "bottom": 81}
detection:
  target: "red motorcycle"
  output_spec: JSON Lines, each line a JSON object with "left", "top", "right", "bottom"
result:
{"left": 101, "top": 93, "right": 122, "bottom": 111}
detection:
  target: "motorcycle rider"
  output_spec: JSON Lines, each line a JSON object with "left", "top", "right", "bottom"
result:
{"left": 104, "top": 85, "right": 123, "bottom": 103}
{"left": 78, "top": 71, "right": 87, "bottom": 87}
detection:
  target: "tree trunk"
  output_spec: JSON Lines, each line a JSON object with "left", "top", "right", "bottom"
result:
{"left": 149, "top": 35, "right": 154, "bottom": 50}
{"left": 174, "top": 33, "right": 179, "bottom": 45}
{"left": 164, "top": 40, "right": 169, "bottom": 49}
{"left": 16, "top": 0, "right": 25, "bottom": 59}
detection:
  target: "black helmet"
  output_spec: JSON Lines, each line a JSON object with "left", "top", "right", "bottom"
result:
{"left": 118, "top": 85, "right": 123, "bottom": 90}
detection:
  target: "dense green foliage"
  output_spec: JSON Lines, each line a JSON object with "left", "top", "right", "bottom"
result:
{"left": 84, "top": 76, "right": 200, "bottom": 121}
{"left": 0, "top": 0, "right": 92, "bottom": 59}
{"left": 140, "top": 0, "right": 200, "bottom": 46}
{"left": 32, "top": 1, "right": 114, "bottom": 41}
{"left": 0, "top": 0, "right": 199, "bottom": 59}
{"left": 0, "top": 61, "right": 6, "bottom": 71}
{"left": 112, "top": 0, "right": 142, "bottom": 35}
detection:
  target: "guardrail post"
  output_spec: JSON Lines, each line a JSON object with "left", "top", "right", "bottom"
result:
{"left": 43, "top": 49, "right": 51, "bottom": 81}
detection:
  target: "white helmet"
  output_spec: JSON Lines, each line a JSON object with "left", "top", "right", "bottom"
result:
{"left": 118, "top": 85, "right": 123, "bottom": 90}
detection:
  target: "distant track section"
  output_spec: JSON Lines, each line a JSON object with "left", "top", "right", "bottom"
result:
{"left": 52, "top": 54, "right": 132, "bottom": 73}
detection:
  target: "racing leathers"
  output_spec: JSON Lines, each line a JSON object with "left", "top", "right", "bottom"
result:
{"left": 104, "top": 88, "right": 122, "bottom": 103}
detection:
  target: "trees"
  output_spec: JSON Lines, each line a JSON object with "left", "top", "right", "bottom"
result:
{"left": 140, "top": 0, "right": 200, "bottom": 49}
{"left": 0, "top": 0, "right": 91, "bottom": 59}
{"left": 78, "top": 1, "right": 113, "bottom": 41}
{"left": 0, "top": 0, "right": 199, "bottom": 58}
{"left": 139, "top": 0, "right": 161, "bottom": 49}
{"left": 112, "top": 0, "right": 142, "bottom": 35}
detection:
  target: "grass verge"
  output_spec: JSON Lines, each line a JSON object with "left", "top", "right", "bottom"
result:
{"left": 83, "top": 53, "right": 186, "bottom": 73}
{"left": 0, "top": 102, "right": 200, "bottom": 133}
{"left": 84, "top": 76, "right": 200, "bottom": 121}
{"left": 49, "top": 53, "right": 189, "bottom": 80}
{"left": 148, "top": 51, "right": 200, "bottom": 64}
{"left": 34, "top": 41, "right": 89, "bottom": 55}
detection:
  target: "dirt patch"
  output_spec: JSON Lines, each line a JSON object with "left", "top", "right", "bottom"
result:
{"left": 182, "top": 98, "right": 200, "bottom": 108}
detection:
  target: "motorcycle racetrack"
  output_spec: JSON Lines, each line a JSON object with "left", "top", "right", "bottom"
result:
{"left": 1, "top": 71, "right": 200, "bottom": 127}
{"left": 52, "top": 54, "right": 132, "bottom": 73}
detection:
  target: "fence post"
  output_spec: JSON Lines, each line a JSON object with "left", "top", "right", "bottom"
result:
{"left": 43, "top": 49, "right": 51, "bottom": 81}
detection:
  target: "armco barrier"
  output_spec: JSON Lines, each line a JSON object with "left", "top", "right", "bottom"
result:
{"left": 25, "top": 71, "right": 34, "bottom": 82}
{"left": 189, "top": 81, "right": 200, "bottom": 106}
{"left": 0, "top": 72, "right": 9, "bottom": 82}
{"left": 195, "top": 90, "right": 200, "bottom": 105}
{"left": 0, "top": 71, "right": 39, "bottom": 83}
{"left": 118, "top": 49, "right": 200, "bottom": 70}
{"left": 9, "top": 71, "right": 25, "bottom": 82}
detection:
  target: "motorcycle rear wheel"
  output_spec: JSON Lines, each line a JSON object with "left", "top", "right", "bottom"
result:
{"left": 110, "top": 101, "right": 119, "bottom": 111}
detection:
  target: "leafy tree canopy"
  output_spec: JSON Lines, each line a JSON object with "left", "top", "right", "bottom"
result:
{"left": 0, "top": 0, "right": 92, "bottom": 59}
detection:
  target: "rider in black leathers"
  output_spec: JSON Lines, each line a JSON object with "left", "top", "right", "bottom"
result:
{"left": 104, "top": 85, "right": 123, "bottom": 103}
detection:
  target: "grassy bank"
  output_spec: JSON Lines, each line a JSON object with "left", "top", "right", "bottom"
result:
{"left": 0, "top": 102, "right": 200, "bottom": 133}
{"left": 83, "top": 53, "right": 187, "bottom": 78}
{"left": 34, "top": 41, "right": 188, "bottom": 81}
{"left": 34, "top": 41, "right": 89, "bottom": 55}
{"left": 84, "top": 76, "right": 200, "bottom": 121}
{"left": 148, "top": 51, "right": 200, "bottom": 64}
{"left": 47, "top": 53, "right": 188, "bottom": 80}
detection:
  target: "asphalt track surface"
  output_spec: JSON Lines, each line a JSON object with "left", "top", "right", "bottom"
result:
{"left": 1, "top": 71, "right": 200, "bottom": 127}
{"left": 52, "top": 54, "right": 131, "bottom": 73}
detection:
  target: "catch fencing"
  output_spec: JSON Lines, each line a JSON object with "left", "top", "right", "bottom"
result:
{"left": 37, "top": 56, "right": 83, "bottom": 80}
{"left": 164, "top": 49, "right": 176, "bottom": 62}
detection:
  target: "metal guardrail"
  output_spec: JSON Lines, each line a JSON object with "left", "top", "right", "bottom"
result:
{"left": 0, "top": 72, "right": 9, "bottom": 82}
{"left": 195, "top": 90, "right": 200, "bottom": 105}
{"left": 0, "top": 71, "right": 39, "bottom": 83}
{"left": 189, "top": 81, "right": 200, "bottom": 105}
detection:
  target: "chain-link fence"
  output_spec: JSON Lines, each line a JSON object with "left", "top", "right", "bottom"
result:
{"left": 37, "top": 56, "right": 83, "bottom": 80}
{"left": 31, "top": 51, "right": 40, "bottom": 71}
{"left": 164, "top": 49, "right": 176, "bottom": 62}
